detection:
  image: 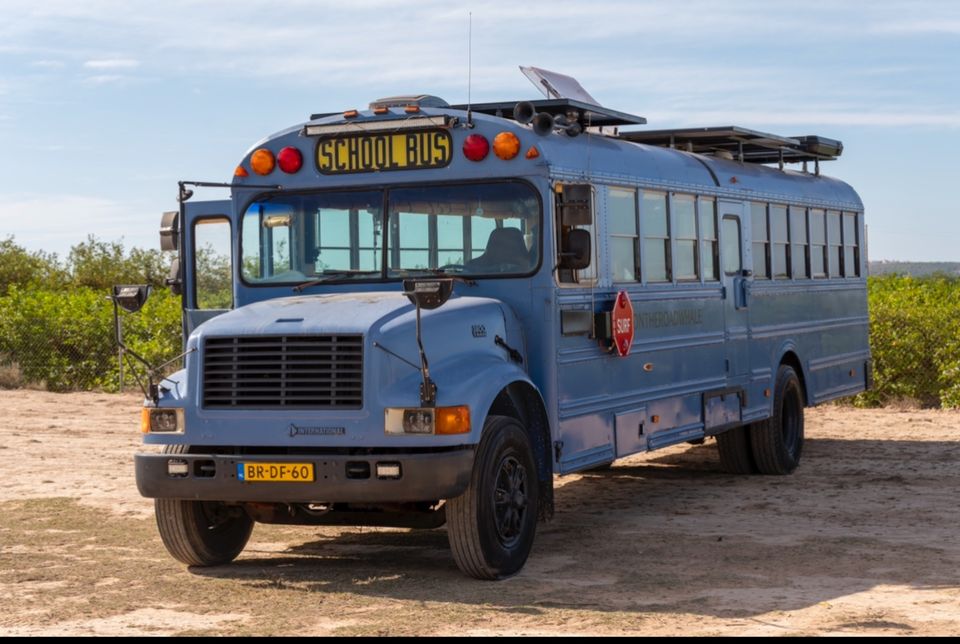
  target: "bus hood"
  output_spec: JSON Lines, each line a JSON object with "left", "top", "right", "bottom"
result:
{"left": 193, "top": 292, "right": 414, "bottom": 337}
{"left": 189, "top": 291, "right": 506, "bottom": 341}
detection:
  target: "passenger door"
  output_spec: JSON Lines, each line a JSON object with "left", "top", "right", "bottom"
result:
{"left": 719, "top": 201, "right": 750, "bottom": 383}
{"left": 182, "top": 200, "right": 234, "bottom": 338}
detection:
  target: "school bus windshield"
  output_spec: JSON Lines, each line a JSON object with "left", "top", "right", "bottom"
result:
{"left": 240, "top": 181, "right": 540, "bottom": 283}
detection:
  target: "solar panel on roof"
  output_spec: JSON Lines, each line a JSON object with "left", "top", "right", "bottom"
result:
{"left": 619, "top": 126, "right": 842, "bottom": 164}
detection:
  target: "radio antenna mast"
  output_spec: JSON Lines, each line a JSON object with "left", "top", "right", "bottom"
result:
{"left": 467, "top": 12, "right": 473, "bottom": 127}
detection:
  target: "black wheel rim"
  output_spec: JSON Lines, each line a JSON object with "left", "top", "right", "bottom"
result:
{"left": 493, "top": 455, "right": 528, "bottom": 548}
{"left": 198, "top": 501, "right": 236, "bottom": 534}
{"left": 781, "top": 383, "right": 802, "bottom": 457}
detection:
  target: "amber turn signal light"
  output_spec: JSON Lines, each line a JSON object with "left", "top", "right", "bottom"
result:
{"left": 250, "top": 148, "right": 275, "bottom": 175}
{"left": 435, "top": 406, "right": 471, "bottom": 435}
{"left": 493, "top": 132, "right": 521, "bottom": 160}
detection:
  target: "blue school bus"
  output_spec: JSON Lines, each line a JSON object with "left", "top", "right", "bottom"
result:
{"left": 133, "top": 68, "right": 870, "bottom": 579}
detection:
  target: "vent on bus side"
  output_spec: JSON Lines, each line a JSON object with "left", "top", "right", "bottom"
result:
{"left": 202, "top": 335, "right": 363, "bottom": 409}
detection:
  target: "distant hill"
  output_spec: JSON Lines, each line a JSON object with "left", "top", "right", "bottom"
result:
{"left": 869, "top": 261, "right": 960, "bottom": 277}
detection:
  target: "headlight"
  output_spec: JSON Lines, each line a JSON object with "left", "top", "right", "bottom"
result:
{"left": 141, "top": 407, "right": 185, "bottom": 434}
{"left": 385, "top": 406, "right": 470, "bottom": 435}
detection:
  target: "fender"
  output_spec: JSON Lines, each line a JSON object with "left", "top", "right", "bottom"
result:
{"left": 383, "top": 351, "right": 538, "bottom": 444}
{"left": 773, "top": 339, "right": 811, "bottom": 406}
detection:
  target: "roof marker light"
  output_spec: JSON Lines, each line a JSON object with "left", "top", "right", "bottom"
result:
{"left": 405, "top": 105, "right": 421, "bottom": 114}
{"left": 277, "top": 147, "right": 303, "bottom": 174}
{"left": 344, "top": 109, "right": 359, "bottom": 118}
{"left": 373, "top": 106, "right": 390, "bottom": 115}
{"left": 463, "top": 134, "right": 489, "bottom": 162}
{"left": 250, "top": 148, "right": 275, "bottom": 175}
{"left": 493, "top": 132, "right": 520, "bottom": 160}
{"left": 234, "top": 165, "right": 249, "bottom": 178}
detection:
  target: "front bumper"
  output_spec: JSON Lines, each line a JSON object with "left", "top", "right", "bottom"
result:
{"left": 135, "top": 448, "right": 475, "bottom": 503}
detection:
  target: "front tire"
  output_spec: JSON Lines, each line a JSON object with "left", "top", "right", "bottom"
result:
{"left": 750, "top": 364, "right": 805, "bottom": 474}
{"left": 154, "top": 445, "right": 254, "bottom": 566}
{"left": 446, "top": 415, "right": 539, "bottom": 580}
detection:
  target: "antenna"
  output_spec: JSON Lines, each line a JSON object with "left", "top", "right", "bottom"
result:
{"left": 467, "top": 12, "right": 473, "bottom": 127}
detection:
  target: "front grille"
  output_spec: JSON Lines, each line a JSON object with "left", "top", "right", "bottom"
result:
{"left": 202, "top": 335, "right": 363, "bottom": 409}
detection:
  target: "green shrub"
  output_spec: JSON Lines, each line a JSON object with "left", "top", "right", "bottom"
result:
{"left": 0, "top": 286, "right": 181, "bottom": 392}
{"left": 855, "top": 274, "right": 960, "bottom": 409}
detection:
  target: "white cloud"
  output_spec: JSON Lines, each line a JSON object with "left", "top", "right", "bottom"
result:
{"left": 82, "top": 74, "right": 125, "bottom": 85}
{"left": 30, "top": 60, "right": 65, "bottom": 69}
{"left": 643, "top": 109, "right": 960, "bottom": 130}
{"left": 0, "top": 194, "right": 155, "bottom": 256}
{"left": 83, "top": 58, "right": 140, "bottom": 70}
{"left": 871, "top": 19, "right": 960, "bottom": 35}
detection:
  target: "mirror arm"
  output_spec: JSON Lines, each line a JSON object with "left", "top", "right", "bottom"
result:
{"left": 414, "top": 303, "right": 437, "bottom": 407}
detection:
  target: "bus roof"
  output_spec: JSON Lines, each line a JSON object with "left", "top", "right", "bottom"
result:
{"left": 238, "top": 100, "right": 862, "bottom": 212}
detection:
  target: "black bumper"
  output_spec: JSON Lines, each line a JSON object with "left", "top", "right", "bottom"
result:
{"left": 135, "top": 448, "right": 475, "bottom": 503}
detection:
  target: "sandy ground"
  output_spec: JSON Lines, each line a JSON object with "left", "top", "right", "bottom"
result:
{"left": 1, "top": 389, "right": 959, "bottom": 636}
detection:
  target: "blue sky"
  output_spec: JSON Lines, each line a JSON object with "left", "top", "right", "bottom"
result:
{"left": 1, "top": 0, "right": 958, "bottom": 261}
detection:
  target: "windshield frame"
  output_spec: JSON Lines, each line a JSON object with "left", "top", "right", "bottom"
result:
{"left": 236, "top": 178, "right": 543, "bottom": 288}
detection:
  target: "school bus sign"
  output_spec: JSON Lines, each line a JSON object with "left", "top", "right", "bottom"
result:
{"left": 316, "top": 130, "right": 453, "bottom": 174}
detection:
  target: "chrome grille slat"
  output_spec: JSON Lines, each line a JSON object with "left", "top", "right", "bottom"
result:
{"left": 202, "top": 335, "right": 363, "bottom": 409}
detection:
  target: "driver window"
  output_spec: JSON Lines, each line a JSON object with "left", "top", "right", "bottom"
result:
{"left": 193, "top": 217, "right": 233, "bottom": 309}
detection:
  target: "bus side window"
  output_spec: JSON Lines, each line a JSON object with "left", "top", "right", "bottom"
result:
{"left": 608, "top": 187, "right": 639, "bottom": 282}
{"left": 722, "top": 215, "right": 742, "bottom": 275}
{"left": 790, "top": 206, "right": 809, "bottom": 279}
{"left": 750, "top": 202, "right": 769, "bottom": 279}
{"left": 641, "top": 191, "right": 670, "bottom": 283}
{"left": 700, "top": 197, "right": 719, "bottom": 282}
{"left": 842, "top": 212, "right": 860, "bottom": 277}
{"left": 673, "top": 194, "right": 698, "bottom": 281}
{"left": 770, "top": 205, "right": 789, "bottom": 279}
{"left": 194, "top": 217, "right": 233, "bottom": 310}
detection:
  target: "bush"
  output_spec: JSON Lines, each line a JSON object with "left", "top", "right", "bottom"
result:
{"left": 0, "top": 236, "right": 64, "bottom": 296}
{"left": 855, "top": 274, "right": 960, "bottom": 409}
{"left": 0, "top": 285, "right": 181, "bottom": 392}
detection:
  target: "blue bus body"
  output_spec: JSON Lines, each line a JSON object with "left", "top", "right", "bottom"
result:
{"left": 135, "top": 94, "right": 869, "bottom": 578}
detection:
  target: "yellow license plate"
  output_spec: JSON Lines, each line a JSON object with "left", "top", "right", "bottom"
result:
{"left": 237, "top": 462, "right": 314, "bottom": 482}
{"left": 316, "top": 130, "right": 453, "bottom": 174}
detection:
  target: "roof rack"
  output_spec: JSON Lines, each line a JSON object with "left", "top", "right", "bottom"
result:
{"left": 619, "top": 126, "right": 842, "bottom": 165}
{"left": 448, "top": 98, "right": 647, "bottom": 128}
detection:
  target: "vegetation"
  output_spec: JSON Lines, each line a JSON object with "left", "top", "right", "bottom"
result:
{"left": 0, "top": 236, "right": 181, "bottom": 391}
{"left": 855, "top": 273, "right": 960, "bottom": 409}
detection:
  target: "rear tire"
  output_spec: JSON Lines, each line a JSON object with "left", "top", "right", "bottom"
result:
{"left": 716, "top": 425, "right": 757, "bottom": 474}
{"left": 154, "top": 445, "right": 254, "bottom": 566}
{"left": 446, "top": 415, "right": 539, "bottom": 580}
{"left": 750, "top": 364, "right": 805, "bottom": 475}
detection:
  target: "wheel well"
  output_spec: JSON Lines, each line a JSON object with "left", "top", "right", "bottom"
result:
{"left": 780, "top": 351, "right": 809, "bottom": 406}
{"left": 488, "top": 382, "right": 554, "bottom": 521}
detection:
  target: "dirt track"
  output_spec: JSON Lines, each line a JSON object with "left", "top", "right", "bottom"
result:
{"left": 1, "top": 389, "right": 959, "bottom": 636}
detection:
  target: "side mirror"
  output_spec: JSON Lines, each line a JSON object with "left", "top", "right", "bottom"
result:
{"left": 112, "top": 284, "right": 151, "bottom": 313}
{"left": 402, "top": 278, "right": 453, "bottom": 310}
{"left": 559, "top": 229, "right": 591, "bottom": 271}
{"left": 159, "top": 211, "right": 180, "bottom": 252}
{"left": 165, "top": 257, "right": 182, "bottom": 296}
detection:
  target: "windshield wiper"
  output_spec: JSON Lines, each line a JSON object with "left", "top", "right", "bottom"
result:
{"left": 292, "top": 270, "right": 381, "bottom": 293}
{"left": 393, "top": 268, "right": 477, "bottom": 286}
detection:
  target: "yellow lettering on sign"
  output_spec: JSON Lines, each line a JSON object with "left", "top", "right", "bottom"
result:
{"left": 316, "top": 130, "right": 453, "bottom": 174}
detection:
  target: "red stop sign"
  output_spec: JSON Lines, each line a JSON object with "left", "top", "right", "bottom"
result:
{"left": 612, "top": 290, "right": 634, "bottom": 357}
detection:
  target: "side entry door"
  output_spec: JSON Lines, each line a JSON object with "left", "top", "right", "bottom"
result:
{"left": 718, "top": 200, "right": 751, "bottom": 383}
{"left": 182, "top": 200, "right": 234, "bottom": 338}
